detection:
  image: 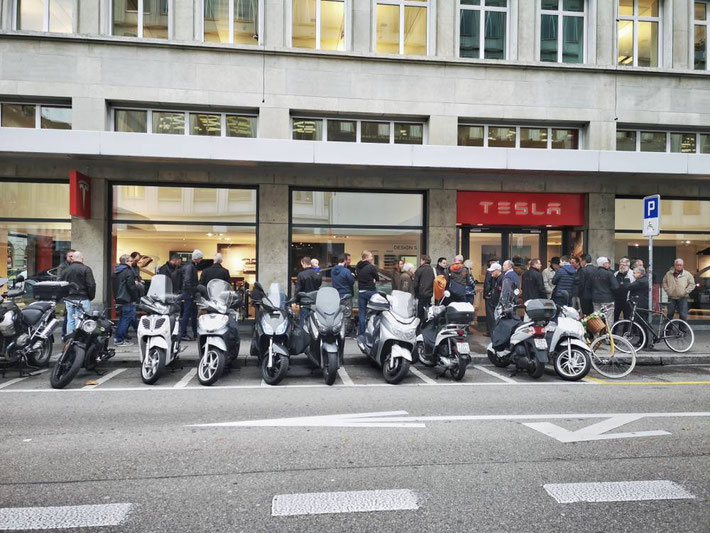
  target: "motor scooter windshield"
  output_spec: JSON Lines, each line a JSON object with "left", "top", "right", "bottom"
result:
{"left": 388, "top": 290, "right": 415, "bottom": 320}
{"left": 146, "top": 274, "right": 173, "bottom": 303}
{"left": 315, "top": 287, "right": 340, "bottom": 316}
{"left": 264, "top": 283, "right": 286, "bottom": 311}
{"left": 206, "top": 279, "right": 233, "bottom": 313}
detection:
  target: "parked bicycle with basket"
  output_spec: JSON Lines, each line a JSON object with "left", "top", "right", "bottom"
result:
{"left": 582, "top": 305, "right": 637, "bottom": 379}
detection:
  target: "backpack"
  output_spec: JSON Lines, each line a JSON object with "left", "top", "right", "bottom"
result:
{"left": 433, "top": 275, "right": 448, "bottom": 301}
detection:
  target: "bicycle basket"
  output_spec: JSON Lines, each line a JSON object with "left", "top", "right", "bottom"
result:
{"left": 586, "top": 317, "right": 605, "bottom": 334}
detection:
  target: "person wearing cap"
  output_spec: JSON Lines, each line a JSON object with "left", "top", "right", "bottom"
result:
{"left": 542, "top": 257, "right": 560, "bottom": 299}
{"left": 179, "top": 249, "right": 203, "bottom": 341}
{"left": 590, "top": 256, "right": 619, "bottom": 325}
{"left": 483, "top": 262, "right": 503, "bottom": 336}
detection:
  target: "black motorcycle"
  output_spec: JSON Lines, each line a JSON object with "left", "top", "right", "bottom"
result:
{"left": 50, "top": 301, "right": 116, "bottom": 389}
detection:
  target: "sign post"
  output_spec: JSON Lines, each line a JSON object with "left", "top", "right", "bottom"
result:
{"left": 642, "top": 195, "right": 661, "bottom": 311}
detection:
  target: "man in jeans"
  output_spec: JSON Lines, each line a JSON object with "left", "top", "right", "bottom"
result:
{"left": 356, "top": 250, "right": 379, "bottom": 335}
{"left": 662, "top": 258, "right": 695, "bottom": 320}
{"left": 179, "top": 250, "right": 202, "bottom": 341}
{"left": 112, "top": 254, "right": 139, "bottom": 347}
{"left": 59, "top": 251, "right": 96, "bottom": 334}
{"left": 332, "top": 253, "right": 355, "bottom": 336}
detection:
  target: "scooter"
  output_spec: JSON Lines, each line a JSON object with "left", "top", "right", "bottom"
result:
{"left": 357, "top": 290, "right": 419, "bottom": 384}
{"left": 301, "top": 287, "right": 345, "bottom": 386}
{"left": 546, "top": 303, "right": 592, "bottom": 381}
{"left": 195, "top": 279, "right": 242, "bottom": 386}
{"left": 136, "top": 274, "right": 184, "bottom": 385}
{"left": 415, "top": 291, "right": 474, "bottom": 381}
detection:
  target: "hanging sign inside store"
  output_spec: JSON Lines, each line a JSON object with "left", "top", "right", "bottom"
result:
{"left": 69, "top": 171, "right": 91, "bottom": 219}
{"left": 456, "top": 192, "right": 585, "bottom": 226}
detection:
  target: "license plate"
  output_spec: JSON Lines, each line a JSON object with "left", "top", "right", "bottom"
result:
{"left": 456, "top": 342, "right": 470, "bottom": 354}
{"left": 534, "top": 338, "right": 547, "bottom": 349}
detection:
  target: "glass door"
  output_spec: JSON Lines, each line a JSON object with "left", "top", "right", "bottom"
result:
{"left": 467, "top": 230, "right": 503, "bottom": 320}
{"left": 509, "top": 232, "right": 541, "bottom": 266}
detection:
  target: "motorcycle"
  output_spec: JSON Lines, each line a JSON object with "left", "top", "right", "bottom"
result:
{"left": 136, "top": 274, "right": 184, "bottom": 385}
{"left": 546, "top": 303, "right": 592, "bottom": 381}
{"left": 415, "top": 291, "right": 474, "bottom": 381}
{"left": 301, "top": 287, "right": 345, "bottom": 386}
{"left": 50, "top": 303, "right": 116, "bottom": 388}
{"left": 195, "top": 279, "right": 242, "bottom": 386}
{"left": 357, "top": 290, "right": 419, "bottom": 384}
{"left": 0, "top": 277, "right": 64, "bottom": 376}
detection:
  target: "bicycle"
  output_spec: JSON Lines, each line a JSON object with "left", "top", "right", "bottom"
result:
{"left": 582, "top": 304, "right": 637, "bottom": 379}
{"left": 611, "top": 301, "right": 695, "bottom": 353}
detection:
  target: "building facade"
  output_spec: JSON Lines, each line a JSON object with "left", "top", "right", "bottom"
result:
{"left": 0, "top": 0, "right": 709, "bottom": 319}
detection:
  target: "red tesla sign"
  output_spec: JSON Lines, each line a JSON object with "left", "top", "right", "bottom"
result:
{"left": 69, "top": 171, "right": 91, "bottom": 219}
{"left": 457, "top": 191, "right": 585, "bottom": 226}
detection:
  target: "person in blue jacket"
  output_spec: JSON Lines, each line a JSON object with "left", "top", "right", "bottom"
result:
{"left": 552, "top": 255, "right": 577, "bottom": 306}
{"left": 332, "top": 253, "right": 356, "bottom": 336}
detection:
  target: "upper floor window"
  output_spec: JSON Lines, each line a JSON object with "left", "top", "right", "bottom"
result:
{"left": 113, "top": 106, "right": 257, "bottom": 137}
{"left": 15, "top": 0, "right": 73, "bottom": 33}
{"left": 204, "top": 0, "right": 260, "bottom": 44}
{"left": 292, "top": 117, "right": 425, "bottom": 144}
{"left": 459, "top": 0, "right": 508, "bottom": 60}
{"left": 695, "top": 1, "right": 708, "bottom": 70}
{"left": 0, "top": 102, "right": 72, "bottom": 130}
{"left": 458, "top": 123, "right": 580, "bottom": 149}
{"left": 617, "top": 0, "right": 661, "bottom": 67}
{"left": 540, "top": 0, "right": 584, "bottom": 63}
{"left": 112, "top": 0, "right": 170, "bottom": 39}
{"left": 616, "top": 129, "right": 710, "bottom": 154}
{"left": 375, "top": 0, "right": 428, "bottom": 56}
{"left": 291, "top": 0, "right": 347, "bottom": 50}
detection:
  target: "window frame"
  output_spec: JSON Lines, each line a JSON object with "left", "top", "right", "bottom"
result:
{"left": 109, "top": 0, "right": 173, "bottom": 39}
{"left": 373, "top": 0, "right": 431, "bottom": 56}
{"left": 538, "top": 0, "right": 586, "bottom": 63}
{"left": 457, "top": 0, "right": 510, "bottom": 60}
{"left": 615, "top": 128, "right": 710, "bottom": 153}
{"left": 110, "top": 106, "right": 258, "bottom": 137}
{"left": 13, "top": 0, "right": 77, "bottom": 33}
{"left": 693, "top": 0, "right": 709, "bottom": 71}
{"left": 457, "top": 123, "right": 581, "bottom": 150}
{"left": 616, "top": 0, "right": 662, "bottom": 68}
{"left": 0, "top": 102, "right": 72, "bottom": 130}
{"left": 291, "top": 116, "right": 427, "bottom": 144}
{"left": 201, "top": 0, "right": 264, "bottom": 46}
{"left": 288, "top": 0, "right": 350, "bottom": 51}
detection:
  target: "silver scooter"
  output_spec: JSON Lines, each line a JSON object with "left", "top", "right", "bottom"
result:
{"left": 357, "top": 290, "right": 419, "bottom": 384}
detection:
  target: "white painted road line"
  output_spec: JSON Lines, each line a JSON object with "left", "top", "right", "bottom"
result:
{"left": 0, "top": 503, "right": 134, "bottom": 530}
{"left": 409, "top": 366, "right": 437, "bottom": 385}
{"left": 543, "top": 481, "right": 695, "bottom": 504}
{"left": 174, "top": 368, "right": 197, "bottom": 388}
{"left": 0, "top": 377, "right": 28, "bottom": 390}
{"left": 272, "top": 489, "right": 418, "bottom": 517}
{"left": 337, "top": 367, "right": 355, "bottom": 386}
{"left": 473, "top": 364, "right": 518, "bottom": 384}
{"left": 81, "top": 368, "right": 127, "bottom": 389}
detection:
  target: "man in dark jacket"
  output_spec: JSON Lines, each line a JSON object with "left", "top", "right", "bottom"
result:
{"left": 332, "top": 253, "right": 355, "bottom": 336}
{"left": 391, "top": 259, "right": 404, "bottom": 292}
{"left": 356, "top": 250, "right": 379, "bottom": 335}
{"left": 577, "top": 254, "right": 596, "bottom": 315}
{"left": 179, "top": 250, "right": 202, "bottom": 341}
{"left": 521, "top": 258, "right": 546, "bottom": 301}
{"left": 500, "top": 260, "right": 520, "bottom": 307}
{"left": 112, "top": 254, "right": 139, "bottom": 346}
{"left": 551, "top": 255, "right": 576, "bottom": 306}
{"left": 295, "top": 256, "right": 322, "bottom": 327}
{"left": 484, "top": 262, "right": 502, "bottom": 336}
{"left": 199, "top": 253, "right": 231, "bottom": 286}
{"left": 591, "top": 256, "right": 620, "bottom": 325}
{"left": 399, "top": 263, "right": 416, "bottom": 295}
{"left": 157, "top": 254, "right": 182, "bottom": 290}
{"left": 613, "top": 257, "right": 634, "bottom": 322}
{"left": 446, "top": 255, "right": 471, "bottom": 303}
{"left": 414, "top": 255, "right": 435, "bottom": 321}
{"left": 56, "top": 248, "right": 75, "bottom": 335}
{"left": 59, "top": 251, "right": 96, "bottom": 334}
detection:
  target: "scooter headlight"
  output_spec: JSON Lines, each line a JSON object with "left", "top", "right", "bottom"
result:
{"left": 81, "top": 319, "right": 97, "bottom": 334}
{"left": 275, "top": 319, "right": 288, "bottom": 335}
{"left": 260, "top": 316, "right": 274, "bottom": 335}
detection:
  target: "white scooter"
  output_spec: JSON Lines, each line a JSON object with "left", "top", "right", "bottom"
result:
{"left": 357, "top": 290, "right": 419, "bottom": 384}
{"left": 546, "top": 303, "right": 592, "bottom": 381}
{"left": 137, "top": 274, "right": 184, "bottom": 385}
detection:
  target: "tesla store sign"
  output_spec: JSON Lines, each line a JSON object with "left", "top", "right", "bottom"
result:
{"left": 69, "top": 171, "right": 91, "bottom": 219}
{"left": 457, "top": 191, "right": 585, "bottom": 226}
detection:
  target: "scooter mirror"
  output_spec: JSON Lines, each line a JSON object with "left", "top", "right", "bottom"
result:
{"left": 444, "top": 290, "right": 451, "bottom": 297}
{"left": 513, "top": 289, "right": 520, "bottom": 295}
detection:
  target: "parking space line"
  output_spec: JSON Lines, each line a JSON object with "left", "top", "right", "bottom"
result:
{"left": 81, "top": 368, "right": 127, "bottom": 389}
{"left": 409, "top": 366, "right": 437, "bottom": 385}
{"left": 174, "top": 368, "right": 197, "bottom": 388}
{"left": 337, "top": 367, "right": 355, "bottom": 386}
{"left": 543, "top": 481, "right": 695, "bottom": 503}
{"left": 0, "top": 502, "right": 134, "bottom": 530}
{"left": 0, "top": 377, "right": 29, "bottom": 390}
{"left": 472, "top": 364, "right": 517, "bottom": 384}
{"left": 272, "top": 489, "right": 418, "bottom": 517}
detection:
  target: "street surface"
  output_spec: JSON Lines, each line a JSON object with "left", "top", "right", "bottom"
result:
{"left": 0, "top": 339, "right": 709, "bottom": 532}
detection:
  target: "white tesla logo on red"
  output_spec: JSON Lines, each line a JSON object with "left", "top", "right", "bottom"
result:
{"left": 78, "top": 180, "right": 89, "bottom": 208}
{"left": 479, "top": 201, "right": 562, "bottom": 216}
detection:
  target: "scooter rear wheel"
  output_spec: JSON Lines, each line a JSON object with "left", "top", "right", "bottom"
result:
{"left": 261, "top": 353, "right": 289, "bottom": 385}
{"left": 487, "top": 350, "right": 511, "bottom": 368}
{"left": 527, "top": 358, "right": 545, "bottom": 379}
{"left": 450, "top": 356, "right": 468, "bottom": 381}
{"left": 27, "top": 337, "right": 53, "bottom": 367}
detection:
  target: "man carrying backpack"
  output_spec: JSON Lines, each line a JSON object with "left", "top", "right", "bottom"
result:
{"left": 446, "top": 255, "right": 471, "bottom": 303}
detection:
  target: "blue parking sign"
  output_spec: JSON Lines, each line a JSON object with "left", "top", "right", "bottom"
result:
{"left": 644, "top": 196, "right": 659, "bottom": 219}
{"left": 643, "top": 195, "right": 660, "bottom": 236}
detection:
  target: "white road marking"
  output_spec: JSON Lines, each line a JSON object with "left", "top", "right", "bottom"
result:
{"left": 337, "top": 367, "right": 355, "bottom": 386}
{"left": 409, "top": 366, "right": 437, "bottom": 385}
{"left": 523, "top": 414, "right": 670, "bottom": 443}
{"left": 0, "top": 503, "right": 133, "bottom": 530}
{"left": 81, "top": 368, "right": 127, "bottom": 390}
{"left": 272, "top": 489, "right": 418, "bottom": 517}
{"left": 472, "top": 364, "right": 517, "bottom": 384}
{"left": 0, "top": 377, "right": 29, "bottom": 390}
{"left": 173, "top": 368, "right": 197, "bottom": 388}
{"left": 261, "top": 379, "right": 268, "bottom": 387}
{"left": 543, "top": 481, "right": 695, "bottom": 504}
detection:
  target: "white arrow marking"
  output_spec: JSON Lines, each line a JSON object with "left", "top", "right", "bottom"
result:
{"left": 523, "top": 414, "right": 670, "bottom": 443}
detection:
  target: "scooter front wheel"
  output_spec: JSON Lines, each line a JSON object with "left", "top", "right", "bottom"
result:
{"left": 198, "top": 347, "right": 226, "bottom": 386}
{"left": 261, "top": 353, "right": 289, "bottom": 385}
{"left": 323, "top": 351, "right": 338, "bottom": 386}
{"left": 382, "top": 355, "right": 410, "bottom": 385}
{"left": 554, "top": 347, "right": 591, "bottom": 381}
{"left": 142, "top": 347, "right": 166, "bottom": 385}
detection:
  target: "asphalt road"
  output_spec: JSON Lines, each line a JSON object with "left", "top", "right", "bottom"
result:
{"left": 1, "top": 357, "right": 709, "bottom": 532}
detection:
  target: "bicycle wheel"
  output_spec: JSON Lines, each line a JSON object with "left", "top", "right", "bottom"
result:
{"left": 590, "top": 334, "right": 636, "bottom": 379}
{"left": 664, "top": 319, "right": 695, "bottom": 353}
{"left": 610, "top": 320, "right": 646, "bottom": 352}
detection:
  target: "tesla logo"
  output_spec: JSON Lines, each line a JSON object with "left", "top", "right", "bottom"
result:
{"left": 479, "top": 201, "right": 562, "bottom": 216}
{"left": 78, "top": 180, "right": 89, "bottom": 208}
{"left": 69, "top": 171, "right": 91, "bottom": 219}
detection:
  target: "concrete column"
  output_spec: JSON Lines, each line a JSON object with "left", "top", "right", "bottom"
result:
{"left": 587, "top": 120, "right": 616, "bottom": 151}
{"left": 352, "top": 0, "right": 371, "bottom": 53}
{"left": 258, "top": 184, "right": 289, "bottom": 289}
{"left": 265, "top": 0, "right": 285, "bottom": 48}
{"left": 258, "top": 106, "right": 291, "bottom": 139}
{"left": 596, "top": 0, "right": 614, "bottom": 66}
{"left": 586, "top": 192, "right": 615, "bottom": 264}
{"left": 71, "top": 177, "right": 109, "bottom": 308}
{"left": 434, "top": 0, "right": 454, "bottom": 58}
{"left": 72, "top": 97, "right": 107, "bottom": 131}
{"left": 1, "top": 0, "right": 13, "bottom": 30}
{"left": 672, "top": 0, "right": 689, "bottom": 69}
{"left": 173, "top": 0, "right": 194, "bottom": 41}
{"left": 517, "top": 0, "right": 536, "bottom": 62}
{"left": 427, "top": 189, "right": 457, "bottom": 265}
{"left": 428, "top": 115, "right": 457, "bottom": 146}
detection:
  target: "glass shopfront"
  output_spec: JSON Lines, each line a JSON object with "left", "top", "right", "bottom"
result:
{"left": 615, "top": 197, "right": 710, "bottom": 319}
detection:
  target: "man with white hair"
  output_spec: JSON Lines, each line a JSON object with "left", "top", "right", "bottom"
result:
{"left": 398, "top": 262, "right": 416, "bottom": 295}
{"left": 590, "top": 256, "right": 619, "bottom": 325}
{"left": 499, "top": 260, "right": 520, "bottom": 307}
{"left": 662, "top": 258, "right": 695, "bottom": 320}
{"left": 179, "top": 249, "right": 203, "bottom": 341}
{"left": 59, "top": 250, "right": 96, "bottom": 334}
{"left": 199, "top": 253, "right": 231, "bottom": 286}
{"left": 446, "top": 254, "right": 471, "bottom": 303}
